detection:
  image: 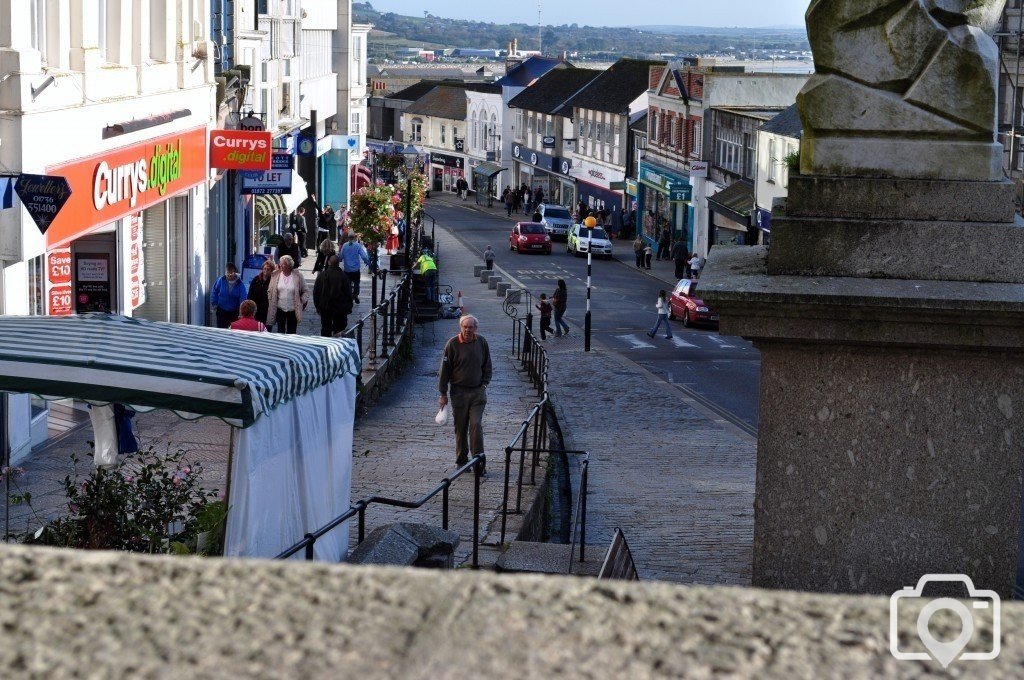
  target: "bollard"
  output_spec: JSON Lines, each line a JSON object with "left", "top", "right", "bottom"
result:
{"left": 487, "top": 275, "right": 501, "bottom": 290}
{"left": 479, "top": 270, "right": 491, "bottom": 283}
{"left": 496, "top": 282, "right": 511, "bottom": 296}
{"left": 473, "top": 265, "right": 484, "bottom": 277}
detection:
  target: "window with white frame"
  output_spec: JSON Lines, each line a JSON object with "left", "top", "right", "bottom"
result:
{"left": 30, "top": 0, "right": 47, "bottom": 65}
{"left": 490, "top": 113, "right": 498, "bottom": 152}
{"left": 605, "top": 121, "right": 613, "bottom": 145}
{"left": 691, "top": 120, "right": 703, "bottom": 158}
{"left": 352, "top": 36, "right": 364, "bottom": 86}
{"left": 441, "top": 124, "right": 446, "bottom": 145}
{"left": 471, "top": 112, "right": 479, "bottom": 149}
{"left": 515, "top": 110, "right": 525, "bottom": 141}
{"left": 528, "top": 115, "right": 535, "bottom": 135}
{"left": 613, "top": 124, "right": 621, "bottom": 149}
{"left": 715, "top": 129, "right": 744, "bottom": 175}
{"left": 351, "top": 111, "right": 362, "bottom": 135}
{"left": 545, "top": 117, "right": 553, "bottom": 137}
{"left": 767, "top": 139, "right": 777, "bottom": 182}
{"left": 411, "top": 118, "right": 423, "bottom": 142}
{"left": 650, "top": 111, "right": 659, "bottom": 144}
{"left": 98, "top": 0, "right": 108, "bottom": 62}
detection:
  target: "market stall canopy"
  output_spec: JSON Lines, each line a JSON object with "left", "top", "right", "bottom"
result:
{"left": 472, "top": 162, "right": 505, "bottom": 178}
{"left": 0, "top": 314, "right": 360, "bottom": 428}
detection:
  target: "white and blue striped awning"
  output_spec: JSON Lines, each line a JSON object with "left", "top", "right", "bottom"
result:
{"left": 0, "top": 314, "right": 361, "bottom": 428}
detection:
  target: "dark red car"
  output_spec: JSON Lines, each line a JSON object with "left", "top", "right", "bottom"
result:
{"left": 509, "top": 222, "right": 552, "bottom": 255}
{"left": 669, "top": 278, "right": 719, "bottom": 328}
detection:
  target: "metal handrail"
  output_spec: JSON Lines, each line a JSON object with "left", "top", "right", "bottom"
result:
{"left": 276, "top": 454, "right": 486, "bottom": 567}
{"left": 568, "top": 457, "right": 589, "bottom": 574}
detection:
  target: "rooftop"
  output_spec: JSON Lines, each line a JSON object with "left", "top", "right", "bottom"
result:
{"left": 507, "top": 68, "right": 602, "bottom": 115}
{"left": 404, "top": 86, "right": 474, "bottom": 120}
{"left": 496, "top": 56, "right": 569, "bottom": 88}
{"left": 388, "top": 80, "right": 501, "bottom": 102}
{"left": 760, "top": 103, "right": 804, "bottom": 140}
{"left": 566, "top": 58, "right": 667, "bottom": 115}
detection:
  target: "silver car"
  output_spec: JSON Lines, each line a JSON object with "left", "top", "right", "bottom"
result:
{"left": 539, "top": 204, "right": 573, "bottom": 240}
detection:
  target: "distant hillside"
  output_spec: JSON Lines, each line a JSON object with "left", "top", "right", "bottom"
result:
{"left": 354, "top": 3, "right": 809, "bottom": 58}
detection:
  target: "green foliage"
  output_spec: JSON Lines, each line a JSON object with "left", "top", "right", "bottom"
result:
{"left": 784, "top": 149, "right": 801, "bottom": 171}
{"left": 349, "top": 184, "right": 400, "bottom": 246}
{"left": 25, "top": 446, "right": 220, "bottom": 555}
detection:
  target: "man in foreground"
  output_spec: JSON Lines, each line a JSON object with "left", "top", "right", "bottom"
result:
{"left": 438, "top": 315, "right": 491, "bottom": 473}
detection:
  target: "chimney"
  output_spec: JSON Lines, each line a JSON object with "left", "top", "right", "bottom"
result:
{"left": 561, "top": 51, "right": 568, "bottom": 62}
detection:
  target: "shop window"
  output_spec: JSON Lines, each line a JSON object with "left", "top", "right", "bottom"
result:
{"left": 516, "top": 110, "right": 525, "bottom": 141}
{"left": 528, "top": 116, "right": 535, "bottom": 134}
{"left": 28, "top": 255, "right": 45, "bottom": 317}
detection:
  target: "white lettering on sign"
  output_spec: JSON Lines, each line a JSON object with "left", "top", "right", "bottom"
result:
{"left": 93, "top": 159, "right": 148, "bottom": 210}
{"left": 212, "top": 135, "right": 269, "bottom": 153}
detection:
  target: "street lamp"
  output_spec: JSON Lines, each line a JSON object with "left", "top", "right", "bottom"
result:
{"left": 583, "top": 215, "right": 596, "bottom": 352}
{"left": 401, "top": 144, "right": 422, "bottom": 270}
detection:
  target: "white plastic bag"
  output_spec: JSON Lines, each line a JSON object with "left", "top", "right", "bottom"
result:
{"left": 435, "top": 403, "right": 450, "bottom": 426}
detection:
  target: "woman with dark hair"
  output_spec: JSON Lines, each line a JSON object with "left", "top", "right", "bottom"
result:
{"left": 647, "top": 290, "right": 673, "bottom": 340}
{"left": 551, "top": 279, "right": 570, "bottom": 337}
{"left": 247, "top": 259, "right": 276, "bottom": 325}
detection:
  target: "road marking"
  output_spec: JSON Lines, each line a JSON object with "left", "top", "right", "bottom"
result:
{"left": 708, "top": 336, "right": 737, "bottom": 349}
{"left": 671, "top": 336, "right": 699, "bottom": 349}
{"left": 615, "top": 334, "right": 656, "bottom": 350}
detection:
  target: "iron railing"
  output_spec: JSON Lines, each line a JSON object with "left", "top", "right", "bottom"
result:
{"left": 275, "top": 455, "right": 486, "bottom": 567}
{"left": 499, "top": 317, "right": 590, "bottom": 572}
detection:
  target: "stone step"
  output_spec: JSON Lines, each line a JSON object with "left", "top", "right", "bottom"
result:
{"left": 494, "top": 541, "right": 604, "bottom": 577}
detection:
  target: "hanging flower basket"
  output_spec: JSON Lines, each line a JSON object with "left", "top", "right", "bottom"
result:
{"left": 348, "top": 184, "right": 398, "bottom": 247}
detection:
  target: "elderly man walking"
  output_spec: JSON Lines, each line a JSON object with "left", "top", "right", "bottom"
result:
{"left": 438, "top": 315, "right": 492, "bottom": 473}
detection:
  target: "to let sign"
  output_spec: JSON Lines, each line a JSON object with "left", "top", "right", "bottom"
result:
{"left": 241, "top": 153, "right": 294, "bottom": 195}
{"left": 210, "top": 130, "right": 273, "bottom": 170}
{"left": 14, "top": 174, "right": 72, "bottom": 235}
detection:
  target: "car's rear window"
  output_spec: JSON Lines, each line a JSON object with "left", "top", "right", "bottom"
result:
{"left": 521, "top": 223, "right": 546, "bottom": 234}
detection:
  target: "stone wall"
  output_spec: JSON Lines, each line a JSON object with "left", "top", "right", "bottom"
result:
{"left": 1, "top": 544, "right": 1020, "bottom": 677}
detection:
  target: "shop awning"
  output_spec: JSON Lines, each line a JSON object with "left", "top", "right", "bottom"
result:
{"left": 0, "top": 313, "right": 360, "bottom": 427}
{"left": 472, "top": 162, "right": 505, "bottom": 178}
{"left": 707, "top": 181, "right": 754, "bottom": 225}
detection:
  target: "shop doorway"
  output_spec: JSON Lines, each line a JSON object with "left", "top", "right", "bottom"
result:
{"left": 72, "top": 234, "right": 117, "bottom": 314}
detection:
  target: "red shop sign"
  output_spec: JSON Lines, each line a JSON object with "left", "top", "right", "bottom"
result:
{"left": 48, "top": 285, "right": 73, "bottom": 316}
{"left": 210, "top": 130, "right": 273, "bottom": 171}
{"left": 47, "top": 250, "right": 72, "bottom": 285}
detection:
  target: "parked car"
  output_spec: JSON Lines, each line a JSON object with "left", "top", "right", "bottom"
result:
{"left": 567, "top": 224, "right": 613, "bottom": 258}
{"left": 510, "top": 221, "right": 552, "bottom": 255}
{"left": 669, "top": 278, "right": 719, "bottom": 328}
{"left": 539, "top": 204, "right": 573, "bottom": 240}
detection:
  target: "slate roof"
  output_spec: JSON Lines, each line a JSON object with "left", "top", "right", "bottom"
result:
{"left": 507, "top": 68, "right": 602, "bottom": 115}
{"left": 388, "top": 80, "right": 501, "bottom": 102}
{"left": 760, "top": 103, "right": 803, "bottom": 140}
{"left": 404, "top": 86, "right": 470, "bottom": 120}
{"left": 497, "top": 56, "right": 568, "bottom": 87}
{"left": 630, "top": 112, "right": 648, "bottom": 133}
{"left": 566, "top": 58, "right": 667, "bottom": 114}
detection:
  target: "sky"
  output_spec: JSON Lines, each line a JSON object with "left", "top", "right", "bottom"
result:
{"left": 367, "top": 0, "right": 809, "bottom": 29}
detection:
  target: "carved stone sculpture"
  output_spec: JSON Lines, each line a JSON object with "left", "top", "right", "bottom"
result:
{"left": 799, "top": 0, "right": 1007, "bottom": 180}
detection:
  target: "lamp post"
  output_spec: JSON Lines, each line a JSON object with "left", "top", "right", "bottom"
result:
{"left": 401, "top": 145, "right": 422, "bottom": 270}
{"left": 583, "top": 215, "right": 595, "bottom": 352}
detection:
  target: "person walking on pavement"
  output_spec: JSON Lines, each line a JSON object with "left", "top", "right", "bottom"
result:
{"left": 267, "top": 255, "right": 308, "bottom": 335}
{"left": 313, "top": 254, "right": 354, "bottom": 338}
{"left": 644, "top": 242, "right": 654, "bottom": 270}
{"left": 503, "top": 186, "right": 513, "bottom": 216}
{"left": 671, "top": 238, "right": 689, "bottom": 280}
{"left": 229, "top": 300, "right": 268, "bottom": 332}
{"left": 633, "top": 235, "right": 644, "bottom": 268}
{"left": 289, "top": 207, "right": 308, "bottom": 259}
{"left": 536, "top": 294, "right": 553, "bottom": 340}
{"left": 688, "top": 252, "right": 703, "bottom": 279}
{"left": 276, "top": 232, "right": 302, "bottom": 267}
{"left": 483, "top": 245, "right": 495, "bottom": 271}
{"left": 438, "top": 315, "right": 492, "bottom": 472}
{"left": 647, "top": 290, "right": 674, "bottom": 340}
{"left": 552, "top": 279, "right": 570, "bottom": 337}
{"left": 340, "top": 235, "right": 371, "bottom": 304}
{"left": 312, "top": 235, "right": 337, "bottom": 274}
{"left": 211, "top": 262, "right": 247, "bottom": 329}
{"left": 656, "top": 227, "right": 671, "bottom": 261}
{"left": 247, "top": 259, "right": 276, "bottom": 325}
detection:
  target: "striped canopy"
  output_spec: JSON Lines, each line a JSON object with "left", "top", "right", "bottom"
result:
{"left": 0, "top": 314, "right": 361, "bottom": 428}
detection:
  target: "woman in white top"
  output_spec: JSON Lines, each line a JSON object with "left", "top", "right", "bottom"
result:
{"left": 267, "top": 255, "right": 309, "bottom": 334}
{"left": 647, "top": 290, "right": 673, "bottom": 340}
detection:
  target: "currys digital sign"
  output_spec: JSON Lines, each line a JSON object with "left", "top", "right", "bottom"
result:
{"left": 44, "top": 127, "right": 207, "bottom": 249}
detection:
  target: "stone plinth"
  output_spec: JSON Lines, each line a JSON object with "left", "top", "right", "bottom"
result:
{"left": 700, "top": 247, "right": 1024, "bottom": 597}
{"left": 769, "top": 176, "right": 1024, "bottom": 283}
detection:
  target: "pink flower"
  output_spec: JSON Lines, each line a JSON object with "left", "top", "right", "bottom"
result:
{"left": 218, "top": 491, "right": 226, "bottom": 501}
{"left": 172, "top": 476, "right": 183, "bottom": 486}
{"left": 123, "top": 475, "right": 135, "bottom": 484}
{"left": 182, "top": 466, "right": 191, "bottom": 475}
{"left": 69, "top": 503, "right": 80, "bottom": 514}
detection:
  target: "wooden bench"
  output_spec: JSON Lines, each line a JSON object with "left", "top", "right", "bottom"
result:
{"left": 597, "top": 528, "right": 639, "bottom": 581}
